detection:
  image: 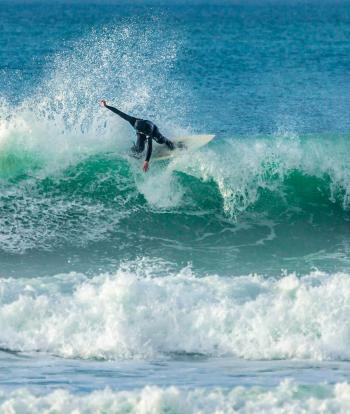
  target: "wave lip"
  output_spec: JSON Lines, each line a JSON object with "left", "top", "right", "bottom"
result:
{"left": 1, "top": 381, "right": 350, "bottom": 414}
{"left": 1, "top": 261, "right": 350, "bottom": 361}
{"left": 175, "top": 133, "right": 350, "bottom": 219}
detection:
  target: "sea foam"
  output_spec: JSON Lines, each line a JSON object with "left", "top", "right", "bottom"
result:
{"left": 1, "top": 260, "right": 350, "bottom": 361}
{"left": 1, "top": 381, "right": 350, "bottom": 414}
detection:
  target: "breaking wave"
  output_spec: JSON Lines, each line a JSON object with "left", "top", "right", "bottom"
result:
{"left": 1, "top": 380, "right": 350, "bottom": 414}
{"left": 1, "top": 261, "right": 350, "bottom": 361}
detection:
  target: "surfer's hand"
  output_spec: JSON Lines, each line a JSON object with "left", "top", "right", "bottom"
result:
{"left": 143, "top": 161, "right": 149, "bottom": 173}
{"left": 99, "top": 99, "right": 107, "bottom": 107}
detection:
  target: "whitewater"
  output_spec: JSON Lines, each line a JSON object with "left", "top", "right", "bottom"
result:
{"left": 2, "top": 1, "right": 350, "bottom": 412}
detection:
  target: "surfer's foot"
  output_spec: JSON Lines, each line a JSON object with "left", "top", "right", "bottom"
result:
{"left": 130, "top": 152, "right": 143, "bottom": 159}
{"left": 130, "top": 145, "right": 143, "bottom": 159}
{"left": 166, "top": 140, "right": 175, "bottom": 151}
{"left": 175, "top": 141, "right": 186, "bottom": 150}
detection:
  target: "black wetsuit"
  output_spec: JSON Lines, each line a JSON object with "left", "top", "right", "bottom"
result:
{"left": 105, "top": 105, "right": 174, "bottom": 162}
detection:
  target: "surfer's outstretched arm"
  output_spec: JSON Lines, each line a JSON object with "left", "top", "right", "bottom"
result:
{"left": 145, "top": 135, "right": 153, "bottom": 162}
{"left": 100, "top": 100, "right": 137, "bottom": 127}
{"left": 143, "top": 136, "right": 153, "bottom": 172}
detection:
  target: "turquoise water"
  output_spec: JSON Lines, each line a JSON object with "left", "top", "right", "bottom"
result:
{"left": 2, "top": 1, "right": 350, "bottom": 412}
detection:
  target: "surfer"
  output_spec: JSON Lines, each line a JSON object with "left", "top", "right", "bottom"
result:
{"left": 100, "top": 100, "right": 175, "bottom": 172}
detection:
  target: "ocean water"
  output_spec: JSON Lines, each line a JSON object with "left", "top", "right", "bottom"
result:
{"left": 2, "top": 0, "right": 350, "bottom": 412}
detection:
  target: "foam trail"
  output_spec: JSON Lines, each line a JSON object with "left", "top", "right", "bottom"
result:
{"left": 1, "top": 381, "right": 350, "bottom": 413}
{"left": 2, "top": 260, "right": 350, "bottom": 361}
{"left": 136, "top": 163, "right": 185, "bottom": 208}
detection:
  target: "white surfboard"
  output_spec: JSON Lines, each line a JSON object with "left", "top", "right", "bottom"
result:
{"left": 152, "top": 134, "right": 215, "bottom": 161}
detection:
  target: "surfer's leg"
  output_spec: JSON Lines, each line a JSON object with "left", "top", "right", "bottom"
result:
{"left": 153, "top": 127, "right": 175, "bottom": 150}
{"left": 132, "top": 133, "right": 146, "bottom": 153}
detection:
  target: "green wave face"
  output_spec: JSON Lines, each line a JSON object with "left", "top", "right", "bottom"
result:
{"left": 1, "top": 131, "right": 350, "bottom": 277}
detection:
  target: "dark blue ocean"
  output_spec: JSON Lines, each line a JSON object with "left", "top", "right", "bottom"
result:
{"left": 2, "top": 1, "right": 350, "bottom": 412}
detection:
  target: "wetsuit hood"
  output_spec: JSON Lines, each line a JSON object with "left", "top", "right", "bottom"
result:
{"left": 134, "top": 119, "right": 154, "bottom": 136}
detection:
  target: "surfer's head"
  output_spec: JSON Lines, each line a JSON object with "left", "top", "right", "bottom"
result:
{"left": 135, "top": 120, "right": 154, "bottom": 136}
